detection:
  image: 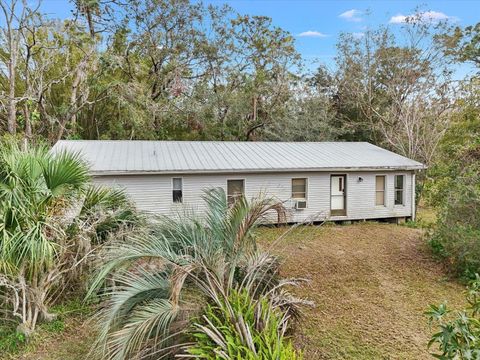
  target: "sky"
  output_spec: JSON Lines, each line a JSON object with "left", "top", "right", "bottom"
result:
{"left": 203, "top": 0, "right": 479, "bottom": 77}
{"left": 40, "top": 0, "right": 479, "bottom": 77}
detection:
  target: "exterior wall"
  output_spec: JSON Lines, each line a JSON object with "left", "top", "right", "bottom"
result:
{"left": 93, "top": 171, "right": 415, "bottom": 223}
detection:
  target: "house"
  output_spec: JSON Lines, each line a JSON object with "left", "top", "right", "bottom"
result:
{"left": 52, "top": 140, "right": 425, "bottom": 223}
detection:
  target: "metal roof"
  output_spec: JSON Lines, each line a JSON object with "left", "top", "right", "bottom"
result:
{"left": 51, "top": 140, "right": 425, "bottom": 175}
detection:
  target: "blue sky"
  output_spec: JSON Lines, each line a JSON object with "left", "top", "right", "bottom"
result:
{"left": 204, "top": 0, "right": 479, "bottom": 75}
{"left": 41, "top": 0, "right": 479, "bottom": 77}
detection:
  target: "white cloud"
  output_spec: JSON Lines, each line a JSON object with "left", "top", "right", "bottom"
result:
{"left": 339, "top": 9, "right": 363, "bottom": 22}
{"left": 352, "top": 32, "right": 365, "bottom": 38}
{"left": 389, "top": 14, "right": 408, "bottom": 24}
{"left": 297, "top": 30, "right": 329, "bottom": 38}
{"left": 389, "top": 11, "right": 454, "bottom": 24}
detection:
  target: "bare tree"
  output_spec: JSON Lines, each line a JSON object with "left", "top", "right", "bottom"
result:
{"left": 56, "top": 2, "right": 101, "bottom": 141}
{"left": 0, "top": 0, "right": 40, "bottom": 134}
{"left": 334, "top": 17, "right": 456, "bottom": 165}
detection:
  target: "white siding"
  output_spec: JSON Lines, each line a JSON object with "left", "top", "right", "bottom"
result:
{"left": 93, "top": 171, "right": 414, "bottom": 223}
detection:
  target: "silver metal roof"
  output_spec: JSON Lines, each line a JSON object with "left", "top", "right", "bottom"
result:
{"left": 52, "top": 140, "right": 425, "bottom": 175}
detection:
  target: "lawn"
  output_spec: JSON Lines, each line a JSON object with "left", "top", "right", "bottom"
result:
{"left": 258, "top": 221, "right": 464, "bottom": 360}
{"left": 10, "top": 221, "right": 464, "bottom": 360}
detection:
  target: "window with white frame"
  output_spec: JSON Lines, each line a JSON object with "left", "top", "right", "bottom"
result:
{"left": 394, "top": 175, "right": 404, "bottom": 205}
{"left": 172, "top": 178, "right": 183, "bottom": 203}
{"left": 375, "top": 175, "right": 386, "bottom": 206}
{"left": 291, "top": 178, "right": 307, "bottom": 199}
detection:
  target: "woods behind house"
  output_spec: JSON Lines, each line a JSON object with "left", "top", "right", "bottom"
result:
{"left": 0, "top": 0, "right": 475, "bottom": 166}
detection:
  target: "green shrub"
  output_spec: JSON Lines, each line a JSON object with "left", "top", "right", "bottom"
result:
{"left": 426, "top": 275, "right": 480, "bottom": 359}
{"left": 428, "top": 181, "right": 480, "bottom": 279}
{"left": 403, "top": 220, "right": 423, "bottom": 229}
{"left": 425, "top": 106, "right": 480, "bottom": 279}
{"left": 186, "top": 289, "right": 302, "bottom": 359}
{"left": 50, "top": 298, "right": 92, "bottom": 317}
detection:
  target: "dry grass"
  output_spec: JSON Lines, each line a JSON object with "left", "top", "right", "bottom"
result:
{"left": 258, "top": 222, "right": 464, "bottom": 360}
{"left": 415, "top": 206, "right": 437, "bottom": 227}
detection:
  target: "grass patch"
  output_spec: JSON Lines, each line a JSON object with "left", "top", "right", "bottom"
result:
{"left": 308, "top": 325, "right": 384, "bottom": 359}
{"left": 0, "top": 326, "right": 27, "bottom": 355}
{"left": 38, "top": 319, "right": 65, "bottom": 334}
{"left": 400, "top": 206, "right": 437, "bottom": 229}
{"left": 260, "top": 222, "right": 464, "bottom": 359}
{"left": 417, "top": 206, "right": 437, "bottom": 226}
{"left": 0, "top": 297, "right": 94, "bottom": 360}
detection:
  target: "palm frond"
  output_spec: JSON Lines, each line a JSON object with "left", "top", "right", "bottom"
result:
{"left": 79, "top": 185, "right": 140, "bottom": 241}
{"left": 92, "top": 268, "right": 172, "bottom": 358}
{"left": 41, "top": 150, "right": 90, "bottom": 197}
{"left": 81, "top": 186, "right": 130, "bottom": 216}
{"left": 102, "top": 299, "right": 179, "bottom": 360}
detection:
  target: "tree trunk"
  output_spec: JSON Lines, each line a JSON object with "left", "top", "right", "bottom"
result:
{"left": 56, "top": 57, "right": 88, "bottom": 141}
{"left": 7, "top": 53, "right": 16, "bottom": 134}
{"left": 24, "top": 102, "right": 31, "bottom": 139}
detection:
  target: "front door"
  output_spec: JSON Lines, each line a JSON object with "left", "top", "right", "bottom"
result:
{"left": 331, "top": 175, "right": 346, "bottom": 216}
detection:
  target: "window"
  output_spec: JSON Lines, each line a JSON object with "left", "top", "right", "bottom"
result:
{"left": 227, "top": 179, "right": 244, "bottom": 205}
{"left": 292, "top": 178, "right": 307, "bottom": 199}
{"left": 375, "top": 176, "right": 386, "bottom": 206}
{"left": 394, "top": 175, "right": 404, "bottom": 205}
{"left": 172, "top": 178, "right": 183, "bottom": 203}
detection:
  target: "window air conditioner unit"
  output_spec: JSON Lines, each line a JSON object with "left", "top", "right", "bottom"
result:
{"left": 295, "top": 200, "right": 307, "bottom": 210}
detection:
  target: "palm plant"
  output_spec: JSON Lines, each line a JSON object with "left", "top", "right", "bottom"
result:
{"left": 185, "top": 288, "right": 303, "bottom": 359}
{"left": 426, "top": 274, "right": 480, "bottom": 359}
{"left": 88, "top": 188, "right": 309, "bottom": 359}
{"left": 0, "top": 139, "right": 138, "bottom": 336}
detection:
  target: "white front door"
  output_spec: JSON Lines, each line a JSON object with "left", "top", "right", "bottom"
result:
{"left": 331, "top": 175, "right": 346, "bottom": 215}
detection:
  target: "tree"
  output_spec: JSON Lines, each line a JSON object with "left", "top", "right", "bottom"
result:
{"left": 425, "top": 21, "right": 480, "bottom": 278}
{"left": 0, "top": 138, "right": 139, "bottom": 335}
{"left": 87, "top": 188, "right": 307, "bottom": 359}
{"left": 0, "top": 0, "right": 40, "bottom": 135}
{"left": 0, "top": 0, "right": 98, "bottom": 142}
{"left": 1, "top": 1, "right": 473, "bottom": 147}
{"left": 84, "top": 0, "right": 301, "bottom": 141}
{"left": 265, "top": 72, "right": 344, "bottom": 141}
{"left": 439, "top": 22, "right": 480, "bottom": 67}
{"left": 55, "top": 0, "right": 108, "bottom": 141}
{"left": 225, "top": 15, "right": 300, "bottom": 140}
{"left": 425, "top": 78, "right": 480, "bottom": 278}
{"left": 330, "top": 17, "right": 455, "bottom": 166}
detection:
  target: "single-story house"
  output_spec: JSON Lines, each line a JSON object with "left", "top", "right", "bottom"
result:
{"left": 52, "top": 140, "right": 425, "bottom": 223}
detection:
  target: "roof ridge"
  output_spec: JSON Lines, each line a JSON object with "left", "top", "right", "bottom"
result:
{"left": 55, "top": 139, "right": 370, "bottom": 144}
